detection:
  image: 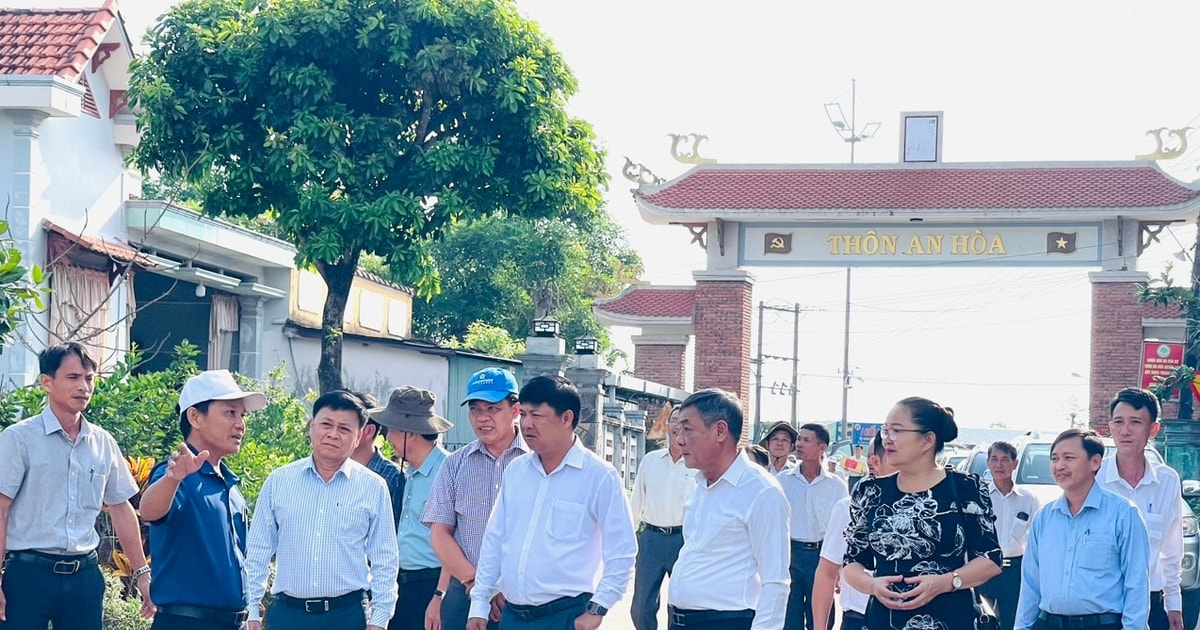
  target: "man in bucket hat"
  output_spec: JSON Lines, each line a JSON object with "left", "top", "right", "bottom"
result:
{"left": 424, "top": 367, "right": 528, "bottom": 630}
{"left": 759, "top": 421, "right": 798, "bottom": 475}
{"left": 141, "top": 369, "right": 267, "bottom": 630}
{"left": 370, "top": 387, "right": 453, "bottom": 630}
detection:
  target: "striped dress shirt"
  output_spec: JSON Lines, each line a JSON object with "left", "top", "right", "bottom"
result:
{"left": 244, "top": 456, "right": 399, "bottom": 626}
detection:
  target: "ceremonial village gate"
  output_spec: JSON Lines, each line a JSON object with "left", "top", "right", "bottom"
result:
{"left": 593, "top": 159, "right": 1200, "bottom": 439}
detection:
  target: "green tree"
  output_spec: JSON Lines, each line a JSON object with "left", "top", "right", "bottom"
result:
{"left": 0, "top": 219, "right": 44, "bottom": 354}
{"left": 445, "top": 321, "right": 525, "bottom": 358}
{"left": 1138, "top": 263, "right": 1195, "bottom": 416}
{"left": 129, "top": 0, "right": 607, "bottom": 393}
{"left": 412, "top": 213, "right": 641, "bottom": 348}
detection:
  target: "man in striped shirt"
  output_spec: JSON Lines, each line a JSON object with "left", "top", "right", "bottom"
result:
{"left": 423, "top": 367, "right": 528, "bottom": 630}
{"left": 244, "top": 390, "right": 400, "bottom": 630}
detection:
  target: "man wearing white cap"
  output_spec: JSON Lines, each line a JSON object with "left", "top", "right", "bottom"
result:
{"left": 369, "top": 386, "right": 454, "bottom": 630}
{"left": 140, "top": 369, "right": 267, "bottom": 630}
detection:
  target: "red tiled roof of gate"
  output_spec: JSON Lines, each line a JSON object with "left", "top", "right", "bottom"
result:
{"left": 0, "top": 0, "right": 118, "bottom": 81}
{"left": 594, "top": 285, "right": 696, "bottom": 319}
{"left": 635, "top": 163, "right": 1200, "bottom": 212}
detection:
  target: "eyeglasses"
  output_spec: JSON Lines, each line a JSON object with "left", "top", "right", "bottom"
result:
{"left": 879, "top": 426, "right": 930, "bottom": 439}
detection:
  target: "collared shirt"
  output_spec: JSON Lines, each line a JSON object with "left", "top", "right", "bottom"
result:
{"left": 469, "top": 439, "right": 637, "bottom": 618}
{"left": 421, "top": 434, "right": 528, "bottom": 566}
{"left": 988, "top": 481, "right": 1040, "bottom": 558}
{"left": 1098, "top": 455, "right": 1183, "bottom": 612}
{"left": 819, "top": 497, "right": 867, "bottom": 614}
{"left": 0, "top": 408, "right": 138, "bottom": 554}
{"left": 669, "top": 454, "right": 791, "bottom": 630}
{"left": 1015, "top": 481, "right": 1150, "bottom": 630}
{"left": 147, "top": 446, "right": 248, "bottom": 610}
{"left": 630, "top": 448, "right": 695, "bottom": 528}
{"left": 400, "top": 446, "right": 448, "bottom": 570}
{"left": 368, "top": 449, "right": 406, "bottom": 533}
{"left": 767, "top": 455, "right": 795, "bottom": 476}
{"left": 777, "top": 461, "right": 848, "bottom": 542}
{"left": 244, "top": 456, "right": 399, "bottom": 626}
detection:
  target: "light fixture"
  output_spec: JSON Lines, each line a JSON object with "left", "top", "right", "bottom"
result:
{"left": 195, "top": 283, "right": 207, "bottom": 298}
{"left": 575, "top": 334, "right": 599, "bottom": 355}
{"left": 531, "top": 316, "right": 560, "bottom": 338}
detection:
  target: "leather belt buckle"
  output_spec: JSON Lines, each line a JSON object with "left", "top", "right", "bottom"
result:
{"left": 52, "top": 559, "right": 80, "bottom": 575}
{"left": 671, "top": 612, "right": 687, "bottom": 627}
{"left": 304, "top": 599, "right": 330, "bottom": 614}
{"left": 1001, "top": 558, "right": 1012, "bottom": 568}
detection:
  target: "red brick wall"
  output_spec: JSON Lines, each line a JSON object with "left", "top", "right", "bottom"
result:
{"left": 633, "top": 344, "right": 686, "bottom": 389}
{"left": 1091, "top": 280, "right": 1187, "bottom": 427}
{"left": 693, "top": 279, "right": 753, "bottom": 442}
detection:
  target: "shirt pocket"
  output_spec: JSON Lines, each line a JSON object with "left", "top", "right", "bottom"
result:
{"left": 80, "top": 469, "right": 107, "bottom": 511}
{"left": 547, "top": 499, "right": 586, "bottom": 542}
{"left": 1077, "top": 532, "right": 1118, "bottom": 571}
{"left": 1144, "top": 513, "right": 1167, "bottom": 547}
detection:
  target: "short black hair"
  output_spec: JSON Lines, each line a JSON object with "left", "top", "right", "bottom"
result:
{"left": 799, "top": 423, "right": 830, "bottom": 446}
{"left": 1109, "top": 387, "right": 1160, "bottom": 423}
{"left": 1051, "top": 428, "right": 1105, "bottom": 460}
{"left": 312, "top": 390, "right": 368, "bottom": 428}
{"left": 39, "top": 343, "right": 97, "bottom": 376}
{"left": 350, "top": 392, "right": 386, "bottom": 438}
{"left": 743, "top": 445, "right": 770, "bottom": 468}
{"left": 988, "top": 441, "right": 1018, "bottom": 460}
{"left": 177, "top": 400, "right": 213, "bottom": 438}
{"left": 518, "top": 376, "right": 582, "bottom": 428}
{"left": 870, "top": 432, "right": 885, "bottom": 458}
{"left": 679, "top": 388, "right": 744, "bottom": 441}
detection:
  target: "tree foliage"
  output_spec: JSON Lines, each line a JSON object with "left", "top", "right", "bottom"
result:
{"left": 0, "top": 219, "right": 45, "bottom": 354}
{"left": 129, "top": 0, "right": 607, "bottom": 392}
{"left": 413, "top": 213, "right": 641, "bottom": 348}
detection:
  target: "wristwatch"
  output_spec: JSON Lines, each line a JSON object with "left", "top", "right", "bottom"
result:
{"left": 433, "top": 589, "right": 446, "bottom": 598}
{"left": 585, "top": 602, "right": 608, "bottom": 616}
{"left": 950, "top": 571, "right": 963, "bottom": 591}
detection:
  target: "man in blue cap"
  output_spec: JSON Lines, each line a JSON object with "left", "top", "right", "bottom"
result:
{"left": 423, "top": 367, "right": 529, "bottom": 630}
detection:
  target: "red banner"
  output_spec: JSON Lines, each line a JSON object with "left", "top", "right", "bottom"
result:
{"left": 1141, "top": 341, "right": 1185, "bottom": 397}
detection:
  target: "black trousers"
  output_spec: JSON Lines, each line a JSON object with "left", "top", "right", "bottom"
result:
{"left": 151, "top": 612, "right": 243, "bottom": 630}
{"left": 0, "top": 554, "right": 104, "bottom": 630}
{"left": 1149, "top": 590, "right": 1168, "bottom": 630}
{"left": 978, "top": 556, "right": 1022, "bottom": 630}
{"left": 390, "top": 571, "right": 440, "bottom": 630}
{"left": 668, "top": 617, "right": 753, "bottom": 630}
{"left": 1031, "top": 621, "right": 1119, "bottom": 630}
{"left": 442, "top": 578, "right": 500, "bottom": 630}
{"left": 785, "top": 543, "right": 832, "bottom": 630}
{"left": 263, "top": 597, "right": 366, "bottom": 630}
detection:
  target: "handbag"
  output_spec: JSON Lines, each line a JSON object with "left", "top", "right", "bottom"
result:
{"left": 944, "top": 467, "right": 1001, "bottom": 630}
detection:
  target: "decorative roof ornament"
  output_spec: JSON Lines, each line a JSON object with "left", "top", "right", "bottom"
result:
{"left": 668, "top": 133, "right": 716, "bottom": 164}
{"left": 1135, "top": 127, "right": 1191, "bottom": 161}
{"left": 621, "top": 157, "right": 665, "bottom": 186}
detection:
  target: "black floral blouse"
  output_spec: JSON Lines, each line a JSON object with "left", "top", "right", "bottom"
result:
{"left": 844, "top": 470, "right": 1002, "bottom": 630}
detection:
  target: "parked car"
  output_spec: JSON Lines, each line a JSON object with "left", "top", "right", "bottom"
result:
{"left": 955, "top": 434, "right": 1200, "bottom": 628}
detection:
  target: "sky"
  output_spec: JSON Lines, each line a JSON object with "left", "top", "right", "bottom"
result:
{"left": 123, "top": 0, "right": 1200, "bottom": 432}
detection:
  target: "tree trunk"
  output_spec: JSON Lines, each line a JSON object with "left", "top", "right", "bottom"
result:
{"left": 315, "top": 254, "right": 360, "bottom": 394}
{"left": 1181, "top": 221, "right": 1200, "bottom": 420}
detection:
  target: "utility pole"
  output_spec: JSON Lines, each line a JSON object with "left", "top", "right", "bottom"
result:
{"left": 825, "top": 80, "right": 880, "bottom": 439}
{"left": 752, "top": 302, "right": 808, "bottom": 440}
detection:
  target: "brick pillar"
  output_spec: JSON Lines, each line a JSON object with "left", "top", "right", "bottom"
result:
{"left": 632, "top": 334, "right": 687, "bottom": 389}
{"left": 693, "top": 269, "right": 754, "bottom": 442}
{"left": 1089, "top": 271, "right": 1191, "bottom": 425}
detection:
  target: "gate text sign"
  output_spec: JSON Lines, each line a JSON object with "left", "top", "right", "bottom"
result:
{"left": 740, "top": 223, "right": 1103, "bottom": 267}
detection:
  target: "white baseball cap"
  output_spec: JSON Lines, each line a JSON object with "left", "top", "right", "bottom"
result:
{"left": 178, "top": 370, "right": 267, "bottom": 412}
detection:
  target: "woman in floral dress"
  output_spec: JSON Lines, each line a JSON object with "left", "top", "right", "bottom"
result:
{"left": 842, "top": 397, "right": 1003, "bottom": 630}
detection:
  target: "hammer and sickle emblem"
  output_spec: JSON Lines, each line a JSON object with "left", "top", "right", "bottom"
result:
{"left": 770, "top": 236, "right": 785, "bottom": 249}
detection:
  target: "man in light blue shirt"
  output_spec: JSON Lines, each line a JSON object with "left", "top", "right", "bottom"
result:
{"left": 369, "top": 386, "right": 453, "bottom": 630}
{"left": 1016, "top": 428, "right": 1150, "bottom": 630}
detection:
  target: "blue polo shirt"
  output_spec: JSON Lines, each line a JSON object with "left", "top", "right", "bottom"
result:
{"left": 146, "top": 446, "right": 248, "bottom": 610}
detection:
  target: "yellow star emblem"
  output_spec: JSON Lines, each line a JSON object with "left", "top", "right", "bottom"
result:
{"left": 1056, "top": 237, "right": 1068, "bottom": 250}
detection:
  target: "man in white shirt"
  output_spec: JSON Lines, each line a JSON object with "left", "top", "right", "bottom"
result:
{"left": 813, "top": 433, "right": 896, "bottom": 630}
{"left": 779, "top": 423, "right": 849, "bottom": 630}
{"left": 467, "top": 376, "right": 637, "bottom": 630}
{"left": 1099, "top": 387, "right": 1184, "bottom": 630}
{"left": 668, "top": 388, "right": 790, "bottom": 630}
{"left": 978, "top": 440, "right": 1040, "bottom": 630}
{"left": 759, "top": 421, "right": 798, "bottom": 475}
{"left": 630, "top": 405, "right": 696, "bottom": 630}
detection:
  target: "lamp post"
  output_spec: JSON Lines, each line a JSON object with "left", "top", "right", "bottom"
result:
{"left": 531, "top": 316, "right": 561, "bottom": 338}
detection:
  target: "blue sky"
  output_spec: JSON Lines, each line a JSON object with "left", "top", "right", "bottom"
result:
{"left": 127, "top": 0, "right": 1200, "bottom": 430}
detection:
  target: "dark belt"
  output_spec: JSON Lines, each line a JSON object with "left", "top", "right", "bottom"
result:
{"left": 5, "top": 549, "right": 98, "bottom": 575}
{"left": 277, "top": 590, "right": 367, "bottom": 614}
{"left": 1002, "top": 555, "right": 1022, "bottom": 568}
{"left": 157, "top": 604, "right": 248, "bottom": 626}
{"left": 505, "top": 592, "right": 591, "bottom": 621}
{"left": 399, "top": 567, "right": 441, "bottom": 584}
{"left": 790, "top": 540, "right": 821, "bottom": 550}
{"left": 1036, "top": 610, "right": 1122, "bottom": 629}
{"left": 644, "top": 523, "right": 683, "bottom": 535}
{"left": 668, "top": 606, "right": 755, "bottom": 627}
{"left": 842, "top": 610, "right": 865, "bottom": 621}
